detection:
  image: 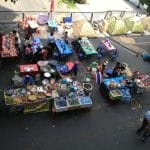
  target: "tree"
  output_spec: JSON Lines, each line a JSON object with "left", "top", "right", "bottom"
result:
{"left": 139, "top": 0, "right": 150, "bottom": 13}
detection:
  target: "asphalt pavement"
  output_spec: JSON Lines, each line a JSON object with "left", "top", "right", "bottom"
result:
{"left": 0, "top": 37, "right": 150, "bottom": 150}
{"left": 0, "top": 0, "right": 150, "bottom": 150}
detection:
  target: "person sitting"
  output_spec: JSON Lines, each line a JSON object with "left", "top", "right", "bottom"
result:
{"left": 41, "top": 48, "right": 48, "bottom": 60}
{"left": 23, "top": 75, "right": 34, "bottom": 85}
{"left": 63, "top": 31, "right": 68, "bottom": 44}
{"left": 96, "top": 45, "right": 105, "bottom": 60}
{"left": 71, "top": 61, "right": 79, "bottom": 77}
{"left": 47, "top": 32, "right": 55, "bottom": 48}
{"left": 24, "top": 44, "right": 32, "bottom": 62}
{"left": 112, "top": 62, "right": 122, "bottom": 77}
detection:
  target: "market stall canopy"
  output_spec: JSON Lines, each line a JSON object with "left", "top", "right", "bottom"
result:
{"left": 107, "top": 16, "right": 128, "bottom": 35}
{"left": 72, "top": 20, "right": 98, "bottom": 38}
{"left": 124, "top": 16, "right": 144, "bottom": 33}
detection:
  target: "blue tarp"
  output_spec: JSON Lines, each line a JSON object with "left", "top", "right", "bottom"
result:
{"left": 103, "top": 76, "right": 124, "bottom": 86}
{"left": 55, "top": 39, "right": 72, "bottom": 55}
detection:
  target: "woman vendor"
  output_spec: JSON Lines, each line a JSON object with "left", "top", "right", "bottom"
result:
{"left": 112, "top": 62, "right": 126, "bottom": 77}
{"left": 94, "top": 69, "right": 103, "bottom": 85}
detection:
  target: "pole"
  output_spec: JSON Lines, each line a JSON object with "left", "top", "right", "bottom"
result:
{"left": 50, "top": 0, "right": 55, "bottom": 19}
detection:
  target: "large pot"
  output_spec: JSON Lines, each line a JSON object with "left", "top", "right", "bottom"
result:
{"left": 83, "top": 83, "right": 93, "bottom": 96}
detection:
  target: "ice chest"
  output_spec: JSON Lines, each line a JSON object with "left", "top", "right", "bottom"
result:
{"left": 109, "top": 89, "right": 122, "bottom": 101}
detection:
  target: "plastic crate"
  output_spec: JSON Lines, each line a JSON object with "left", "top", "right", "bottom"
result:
{"left": 120, "top": 88, "right": 131, "bottom": 103}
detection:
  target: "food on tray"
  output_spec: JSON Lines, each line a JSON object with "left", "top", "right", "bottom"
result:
{"left": 36, "top": 93, "right": 45, "bottom": 99}
{"left": 24, "top": 67, "right": 31, "bottom": 72}
{"left": 28, "top": 95, "right": 37, "bottom": 101}
{"left": 13, "top": 97, "right": 22, "bottom": 105}
{"left": 67, "top": 99, "right": 80, "bottom": 106}
{"left": 55, "top": 100, "right": 68, "bottom": 108}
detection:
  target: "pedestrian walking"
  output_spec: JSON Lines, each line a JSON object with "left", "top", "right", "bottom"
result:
{"left": 137, "top": 111, "right": 150, "bottom": 142}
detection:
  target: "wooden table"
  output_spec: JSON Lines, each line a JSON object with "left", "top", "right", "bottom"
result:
{"left": 19, "top": 64, "right": 39, "bottom": 75}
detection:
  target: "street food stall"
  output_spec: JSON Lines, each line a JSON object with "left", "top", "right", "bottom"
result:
{"left": 53, "top": 79, "right": 93, "bottom": 112}
{"left": 100, "top": 76, "right": 132, "bottom": 103}
{"left": 19, "top": 64, "right": 39, "bottom": 76}
{"left": 0, "top": 34, "right": 18, "bottom": 59}
{"left": 4, "top": 85, "right": 51, "bottom": 113}
{"left": 4, "top": 77, "right": 93, "bottom": 114}
{"left": 54, "top": 39, "right": 72, "bottom": 59}
{"left": 72, "top": 37, "right": 97, "bottom": 60}
{"left": 79, "top": 37, "right": 97, "bottom": 57}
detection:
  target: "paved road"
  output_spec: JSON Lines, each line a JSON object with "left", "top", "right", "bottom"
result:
{"left": 0, "top": 38, "right": 150, "bottom": 150}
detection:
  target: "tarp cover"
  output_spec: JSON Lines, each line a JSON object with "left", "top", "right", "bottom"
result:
{"left": 72, "top": 20, "right": 98, "bottom": 38}
{"left": 124, "top": 16, "right": 144, "bottom": 33}
{"left": 107, "top": 16, "right": 128, "bottom": 35}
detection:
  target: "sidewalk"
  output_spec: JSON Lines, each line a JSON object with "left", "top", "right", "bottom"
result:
{"left": 76, "top": 0, "right": 146, "bottom": 12}
{"left": 75, "top": 0, "right": 149, "bottom": 54}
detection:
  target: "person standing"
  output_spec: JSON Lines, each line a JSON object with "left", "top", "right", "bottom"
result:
{"left": 94, "top": 69, "right": 103, "bottom": 85}
{"left": 72, "top": 61, "right": 79, "bottom": 77}
{"left": 137, "top": 111, "right": 150, "bottom": 142}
